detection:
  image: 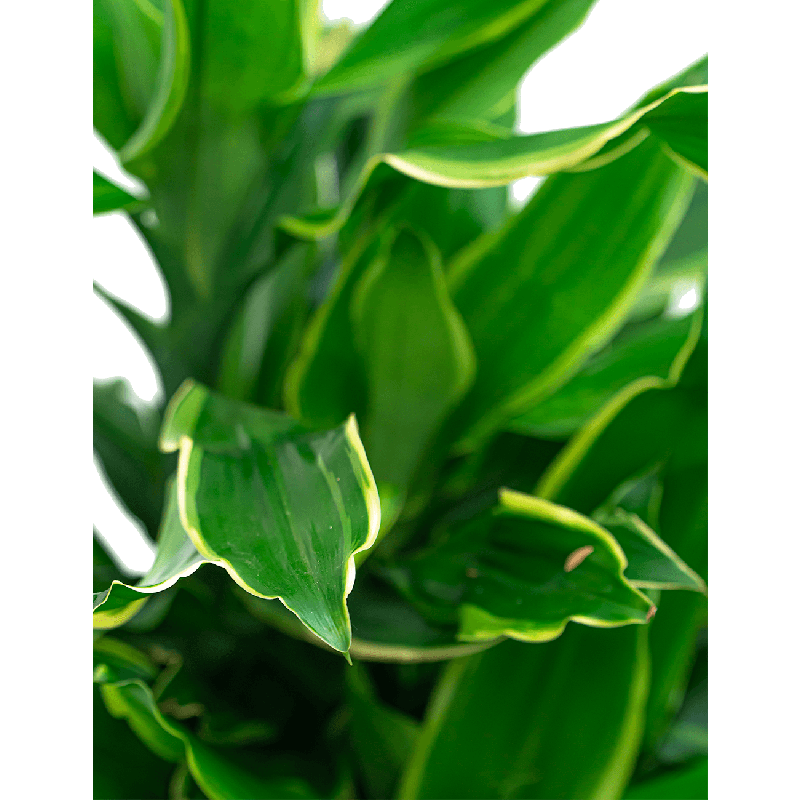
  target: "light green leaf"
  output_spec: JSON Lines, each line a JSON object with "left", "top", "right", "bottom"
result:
{"left": 93, "top": 170, "right": 147, "bottom": 214}
{"left": 159, "top": 380, "right": 381, "bottom": 654}
{"left": 508, "top": 311, "right": 701, "bottom": 439}
{"left": 351, "top": 227, "right": 476, "bottom": 492}
{"left": 447, "top": 137, "right": 694, "bottom": 449}
{"left": 595, "top": 509, "right": 706, "bottom": 593}
{"left": 95, "top": 671, "right": 316, "bottom": 799}
{"left": 387, "top": 489, "right": 653, "bottom": 644}
{"left": 624, "top": 759, "right": 707, "bottom": 799}
{"left": 399, "top": 626, "right": 650, "bottom": 799}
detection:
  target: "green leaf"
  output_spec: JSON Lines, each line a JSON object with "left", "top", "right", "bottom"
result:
{"left": 159, "top": 380, "right": 381, "bottom": 654}
{"left": 93, "top": 378, "right": 166, "bottom": 535}
{"left": 408, "top": 0, "right": 599, "bottom": 127}
{"left": 388, "top": 489, "right": 653, "bottom": 644}
{"left": 280, "top": 86, "right": 705, "bottom": 240}
{"left": 351, "top": 227, "right": 476, "bottom": 492}
{"left": 217, "top": 244, "right": 311, "bottom": 404}
{"left": 644, "top": 90, "right": 708, "bottom": 179}
{"left": 595, "top": 509, "right": 706, "bottom": 593}
{"left": 313, "top": 0, "right": 553, "bottom": 97}
{"left": 94, "top": 169, "right": 147, "bottom": 214}
{"left": 624, "top": 759, "right": 707, "bottom": 799}
{"left": 399, "top": 626, "right": 650, "bottom": 799}
{"left": 95, "top": 671, "right": 316, "bottom": 799}
{"left": 508, "top": 311, "right": 701, "bottom": 438}
{"left": 120, "top": 0, "right": 191, "bottom": 164}
{"left": 93, "top": 635, "right": 159, "bottom": 682}
{"left": 93, "top": 480, "right": 204, "bottom": 629}
{"left": 347, "top": 665, "right": 420, "bottom": 799}
{"left": 240, "top": 574, "right": 499, "bottom": 663}
{"left": 93, "top": 0, "right": 163, "bottom": 150}
{"left": 447, "top": 137, "right": 694, "bottom": 449}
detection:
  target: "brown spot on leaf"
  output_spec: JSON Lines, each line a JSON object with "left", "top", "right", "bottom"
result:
{"left": 564, "top": 545, "right": 594, "bottom": 572}
{"left": 646, "top": 605, "right": 657, "bottom": 622}
{"left": 466, "top": 567, "right": 478, "bottom": 578}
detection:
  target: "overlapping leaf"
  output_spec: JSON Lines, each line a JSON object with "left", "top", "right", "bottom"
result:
{"left": 387, "top": 489, "right": 653, "bottom": 644}
{"left": 509, "top": 310, "right": 701, "bottom": 438}
{"left": 447, "top": 137, "right": 694, "bottom": 449}
{"left": 159, "top": 380, "right": 380, "bottom": 654}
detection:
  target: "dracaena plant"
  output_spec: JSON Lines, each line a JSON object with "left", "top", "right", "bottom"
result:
{"left": 93, "top": 1, "right": 708, "bottom": 798}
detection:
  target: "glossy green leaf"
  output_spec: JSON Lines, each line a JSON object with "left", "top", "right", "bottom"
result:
{"left": 408, "top": 0, "right": 599, "bottom": 126}
{"left": 509, "top": 311, "right": 701, "bottom": 438}
{"left": 595, "top": 509, "right": 706, "bottom": 593}
{"left": 388, "top": 489, "right": 653, "bottom": 644}
{"left": 159, "top": 380, "right": 380, "bottom": 654}
{"left": 399, "top": 626, "right": 650, "bottom": 799}
{"left": 351, "top": 227, "right": 476, "bottom": 492}
{"left": 95, "top": 671, "right": 316, "bottom": 799}
{"left": 448, "top": 138, "right": 694, "bottom": 449}
{"left": 93, "top": 169, "right": 147, "bottom": 214}
{"left": 624, "top": 759, "right": 707, "bottom": 799}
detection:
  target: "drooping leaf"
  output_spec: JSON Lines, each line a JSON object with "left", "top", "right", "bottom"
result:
{"left": 399, "top": 626, "right": 650, "bottom": 799}
{"left": 93, "top": 169, "right": 147, "bottom": 214}
{"left": 351, "top": 227, "right": 476, "bottom": 492}
{"left": 447, "top": 137, "right": 694, "bottom": 449}
{"left": 280, "top": 86, "right": 705, "bottom": 240}
{"left": 159, "top": 380, "right": 380, "bottom": 654}
{"left": 387, "top": 489, "right": 653, "bottom": 643}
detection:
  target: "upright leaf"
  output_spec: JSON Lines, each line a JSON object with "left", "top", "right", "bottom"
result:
{"left": 351, "top": 227, "right": 476, "bottom": 492}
